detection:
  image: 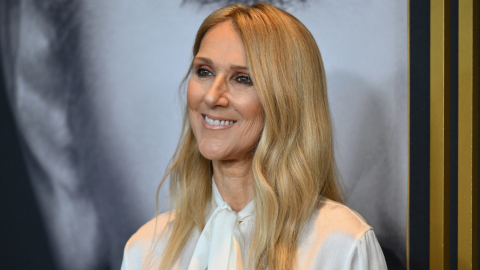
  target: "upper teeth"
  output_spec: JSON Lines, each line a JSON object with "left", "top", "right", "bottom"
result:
{"left": 205, "top": 115, "right": 235, "bottom": 126}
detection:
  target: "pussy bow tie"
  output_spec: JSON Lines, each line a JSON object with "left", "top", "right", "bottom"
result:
{"left": 187, "top": 181, "right": 253, "bottom": 270}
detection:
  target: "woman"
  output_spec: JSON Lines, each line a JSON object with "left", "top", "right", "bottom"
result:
{"left": 121, "top": 3, "right": 387, "bottom": 270}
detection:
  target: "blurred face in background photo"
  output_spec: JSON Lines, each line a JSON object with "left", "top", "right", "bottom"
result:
{"left": 187, "top": 20, "right": 265, "bottom": 162}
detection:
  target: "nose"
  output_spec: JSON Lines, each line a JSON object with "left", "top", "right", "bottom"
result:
{"left": 204, "top": 75, "right": 229, "bottom": 108}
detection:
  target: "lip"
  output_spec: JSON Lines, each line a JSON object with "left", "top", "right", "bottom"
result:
{"left": 201, "top": 114, "right": 236, "bottom": 130}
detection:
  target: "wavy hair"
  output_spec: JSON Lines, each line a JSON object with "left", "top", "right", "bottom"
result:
{"left": 154, "top": 3, "right": 344, "bottom": 270}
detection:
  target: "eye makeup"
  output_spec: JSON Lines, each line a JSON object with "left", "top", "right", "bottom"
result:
{"left": 193, "top": 63, "right": 253, "bottom": 86}
{"left": 195, "top": 66, "right": 214, "bottom": 77}
{"left": 232, "top": 73, "right": 253, "bottom": 86}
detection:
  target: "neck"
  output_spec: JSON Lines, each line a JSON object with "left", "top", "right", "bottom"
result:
{"left": 212, "top": 158, "right": 254, "bottom": 212}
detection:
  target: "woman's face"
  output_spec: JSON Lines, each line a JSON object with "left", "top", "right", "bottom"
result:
{"left": 187, "top": 20, "right": 264, "bottom": 162}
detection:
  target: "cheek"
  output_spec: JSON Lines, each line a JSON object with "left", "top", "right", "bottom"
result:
{"left": 186, "top": 79, "right": 204, "bottom": 110}
{"left": 236, "top": 114, "right": 264, "bottom": 156}
{"left": 245, "top": 113, "right": 265, "bottom": 139}
{"left": 236, "top": 91, "right": 264, "bottom": 121}
{"left": 235, "top": 92, "right": 265, "bottom": 140}
{"left": 187, "top": 80, "right": 205, "bottom": 139}
{"left": 248, "top": 97, "right": 265, "bottom": 142}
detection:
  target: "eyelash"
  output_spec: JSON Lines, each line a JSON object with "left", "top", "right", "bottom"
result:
{"left": 195, "top": 67, "right": 213, "bottom": 77}
{"left": 232, "top": 74, "right": 253, "bottom": 86}
{"left": 194, "top": 67, "right": 253, "bottom": 86}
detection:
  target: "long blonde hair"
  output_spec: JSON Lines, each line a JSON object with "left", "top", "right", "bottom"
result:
{"left": 155, "top": 3, "right": 344, "bottom": 270}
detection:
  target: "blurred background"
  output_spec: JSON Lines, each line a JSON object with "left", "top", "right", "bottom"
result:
{"left": 0, "top": 0, "right": 407, "bottom": 269}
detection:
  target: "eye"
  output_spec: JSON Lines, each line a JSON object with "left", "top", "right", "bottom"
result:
{"left": 195, "top": 67, "right": 214, "bottom": 77}
{"left": 234, "top": 74, "right": 253, "bottom": 86}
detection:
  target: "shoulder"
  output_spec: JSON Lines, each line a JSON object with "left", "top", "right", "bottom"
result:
{"left": 313, "top": 198, "right": 372, "bottom": 238}
{"left": 125, "top": 211, "right": 176, "bottom": 251}
{"left": 121, "top": 211, "right": 176, "bottom": 270}
{"left": 296, "top": 199, "right": 387, "bottom": 269}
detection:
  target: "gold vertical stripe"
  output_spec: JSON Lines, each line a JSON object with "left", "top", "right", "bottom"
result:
{"left": 458, "top": 0, "right": 479, "bottom": 269}
{"left": 430, "top": 0, "right": 451, "bottom": 269}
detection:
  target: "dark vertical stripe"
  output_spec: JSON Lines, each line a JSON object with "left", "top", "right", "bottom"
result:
{"left": 409, "top": 1, "right": 431, "bottom": 269}
{"left": 449, "top": 0, "right": 459, "bottom": 269}
{"left": 0, "top": 1, "right": 57, "bottom": 269}
{"left": 0, "top": 39, "right": 58, "bottom": 270}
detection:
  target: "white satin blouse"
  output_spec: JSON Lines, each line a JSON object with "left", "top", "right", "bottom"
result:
{"left": 121, "top": 181, "right": 387, "bottom": 270}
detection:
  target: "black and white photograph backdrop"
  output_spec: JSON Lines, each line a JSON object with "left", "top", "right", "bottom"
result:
{"left": 0, "top": 0, "right": 407, "bottom": 269}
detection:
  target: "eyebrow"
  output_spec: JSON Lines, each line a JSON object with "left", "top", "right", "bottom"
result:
{"left": 194, "top": 57, "right": 249, "bottom": 71}
{"left": 195, "top": 57, "right": 213, "bottom": 65}
{"left": 230, "top": 65, "right": 249, "bottom": 71}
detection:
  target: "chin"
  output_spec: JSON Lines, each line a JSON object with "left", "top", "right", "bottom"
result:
{"left": 198, "top": 151, "right": 225, "bottom": 161}
{"left": 197, "top": 145, "right": 226, "bottom": 161}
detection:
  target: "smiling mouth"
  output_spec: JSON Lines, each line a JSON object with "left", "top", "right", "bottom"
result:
{"left": 203, "top": 115, "right": 236, "bottom": 126}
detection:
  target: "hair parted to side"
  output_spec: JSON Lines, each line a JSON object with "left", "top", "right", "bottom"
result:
{"left": 154, "top": 3, "right": 344, "bottom": 270}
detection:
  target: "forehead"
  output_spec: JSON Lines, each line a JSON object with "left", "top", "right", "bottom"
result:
{"left": 197, "top": 20, "right": 246, "bottom": 64}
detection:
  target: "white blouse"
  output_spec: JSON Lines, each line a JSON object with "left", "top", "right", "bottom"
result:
{"left": 121, "top": 181, "right": 387, "bottom": 270}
